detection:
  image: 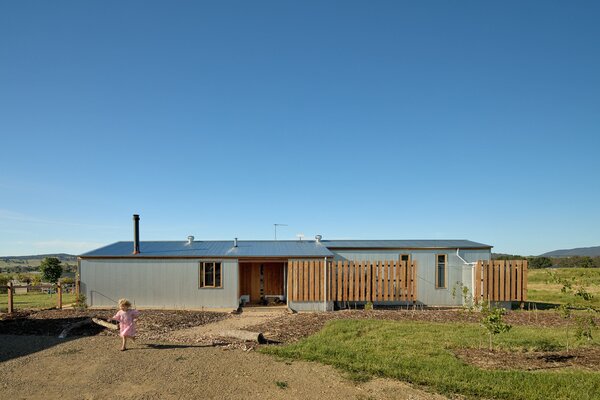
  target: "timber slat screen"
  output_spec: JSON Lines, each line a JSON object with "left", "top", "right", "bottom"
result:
{"left": 474, "top": 260, "right": 527, "bottom": 302}
{"left": 287, "top": 260, "right": 417, "bottom": 303}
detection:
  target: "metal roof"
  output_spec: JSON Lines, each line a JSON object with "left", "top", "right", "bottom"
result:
{"left": 81, "top": 239, "right": 491, "bottom": 258}
{"left": 80, "top": 240, "right": 334, "bottom": 258}
{"left": 320, "top": 240, "right": 492, "bottom": 249}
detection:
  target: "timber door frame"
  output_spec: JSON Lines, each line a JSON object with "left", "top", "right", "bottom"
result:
{"left": 238, "top": 260, "right": 286, "bottom": 304}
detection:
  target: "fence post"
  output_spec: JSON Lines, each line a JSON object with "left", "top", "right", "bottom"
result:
{"left": 57, "top": 282, "right": 62, "bottom": 309}
{"left": 76, "top": 277, "right": 80, "bottom": 297}
{"left": 7, "top": 281, "right": 14, "bottom": 314}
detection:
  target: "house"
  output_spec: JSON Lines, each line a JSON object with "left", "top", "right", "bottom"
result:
{"left": 78, "top": 215, "right": 494, "bottom": 311}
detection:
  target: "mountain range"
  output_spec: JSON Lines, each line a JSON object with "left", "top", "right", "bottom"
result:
{"left": 540, "top": 246, "right": 600, "bottom": 257}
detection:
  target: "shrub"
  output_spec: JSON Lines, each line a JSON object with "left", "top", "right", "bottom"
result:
{"left": 73, "top": 294, "right": 88, "bottom": 310}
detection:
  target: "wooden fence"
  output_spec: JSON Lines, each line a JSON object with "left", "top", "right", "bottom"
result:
{"left": 1, "top": 281, "right": 79, "bottom": 314}
{"left": 287, "top": 260, "right": 417, "bottom": 303}
{"left": 473, "top": 260, "right": 527, "bottom": 303}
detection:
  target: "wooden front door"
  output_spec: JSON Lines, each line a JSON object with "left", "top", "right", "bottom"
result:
{"left": 239, "top": 263, "right": 261, "bottom": 303}
{"left": 263, "top": 263, "right": 284, "bottom": 296}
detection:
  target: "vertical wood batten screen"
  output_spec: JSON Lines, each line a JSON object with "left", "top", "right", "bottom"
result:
{"left": 474, "top": 260, "right": 528, "bottom": 302}
{"left": 287, "top": 260, "right": 417, "bottom": 303}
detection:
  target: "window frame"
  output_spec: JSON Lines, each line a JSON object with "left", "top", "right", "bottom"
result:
{"left": 199, "top": 261, "right": 223, "bottom": 289}
{"left": 435, "top": 254, "right": 447, "bottom": 289}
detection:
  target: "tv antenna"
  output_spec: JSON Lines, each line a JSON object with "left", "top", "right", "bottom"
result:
{"left": 273, "top": 224, "right": 288, "bottom": 240}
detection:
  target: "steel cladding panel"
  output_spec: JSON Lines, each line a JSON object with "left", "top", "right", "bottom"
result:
{"left": 80, "top": 259, "right": 239, "bottom": 309}
{"left": 330, "top": 249, "right": 491, "bottom": 306}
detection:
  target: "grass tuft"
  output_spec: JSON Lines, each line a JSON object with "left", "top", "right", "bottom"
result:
{"left": 275, "top": 381, "right": 288, "bottom": 389}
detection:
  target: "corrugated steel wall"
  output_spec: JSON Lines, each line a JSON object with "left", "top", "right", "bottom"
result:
{"left": 80, "top": 258, "right": 239, "bottom": 309}
{"left": 330, "top": 249, "right": 491, "bottom": 306}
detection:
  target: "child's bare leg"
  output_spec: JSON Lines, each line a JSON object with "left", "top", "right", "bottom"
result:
{"left": 121, "top": 336, "right": 127, "bottom": 351}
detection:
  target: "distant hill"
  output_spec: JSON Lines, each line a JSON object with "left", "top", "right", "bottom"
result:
{"left": 0, "top": 254, "right": 78, "bottom": 273}
{"left": 1, "top": 253, "right": 77, "bottom": 262}
{"left": 540, "top": 246, "right": 600, "bottom": 257}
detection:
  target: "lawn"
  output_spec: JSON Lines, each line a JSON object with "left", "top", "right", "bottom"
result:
{"left": 0, "top": 292, "right": 76, "bottom": 311}
{"left": 265, "top": 319, "right": 600, "bottom": 400}
{"left": 528, "top": 268, "right": 600, "bottom": 308}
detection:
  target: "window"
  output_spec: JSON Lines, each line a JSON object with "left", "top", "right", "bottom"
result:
{"left": 200, "top": 262, "right": 222, "bottom": 288}
{"left": 436, "top": 254, "right": 447, "bottom": 289}
{"left": 400, "top": 254, "right": 411, "bottom": 282}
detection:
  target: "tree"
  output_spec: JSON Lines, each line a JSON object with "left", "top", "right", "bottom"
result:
{"left": 0, "top": 275, "right": 11, "bottom": 286}
{"left": 528, "top": 257, "right": 553, "bottom": 269}
{"left": 480, "top": 302, "right": 512, "bottom": 351}
{"left": 17, "top": 273, "right": 31, "bottom": 284}
{"left": 547, "top": 270, "right": 597, "bottom": 352}
{"left": 40, "top": 257, "right": 63, "bottom": 284}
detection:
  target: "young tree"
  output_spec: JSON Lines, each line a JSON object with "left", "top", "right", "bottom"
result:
{"left": 40, "top": 257, "right": 63, "bottom": 284}
{"left": 480, "top": 302, "right": 512, "bottom": 351}
{"left": 547, "top": 270, "right": 597, "bottom": 352}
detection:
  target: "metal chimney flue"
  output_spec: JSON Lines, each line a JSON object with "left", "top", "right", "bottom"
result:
{"left": 133, "top": 214, "right": 140, "bottom": 254}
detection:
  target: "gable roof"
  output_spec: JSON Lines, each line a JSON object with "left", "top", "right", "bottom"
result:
{"left": 80, "top": 240, "right": 334, "bottom": 258}
{"left": 320, "top": 240, "right": 492, "bottom": 249}
{"left": 80, "top": 239, "right": 491, "bottom": 258}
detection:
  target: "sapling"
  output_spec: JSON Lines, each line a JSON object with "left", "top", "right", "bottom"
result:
{"left": 73, "top": 294, "right": 88, "bottom": 310}
{"left": 547, "top": 270, "right": 597, "bottom": 352}
{"left": 480, "top": 302, "right": 512, "bottom": 351}
{"left": 558, "top": 303, "right": 572, "bottom": 353}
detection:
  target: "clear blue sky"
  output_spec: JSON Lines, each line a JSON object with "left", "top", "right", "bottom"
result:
{"left": 1, "top": 1, "right": 599, "bottom": 256}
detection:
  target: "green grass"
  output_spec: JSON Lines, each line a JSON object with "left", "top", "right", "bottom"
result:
{"left": 265, "top": 319, "right": 600, "bottom": 400}
{"left": 528, "top": 268, "right": 600, "bottom": 308}
{"left": 0, "top": 292, "right": 76, "bottom": 311}
{"left": 275, "top": 381, "right": 288, "bottom": 389}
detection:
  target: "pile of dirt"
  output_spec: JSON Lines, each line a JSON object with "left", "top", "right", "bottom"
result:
{"left": 0, "top": 309, "right": 228, "bottom": 339}
{"left": 453, "top": 347, "right": 600, "bottom": 371}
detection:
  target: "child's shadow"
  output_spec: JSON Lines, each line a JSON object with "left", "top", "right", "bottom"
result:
{"left": 142, "top": 343, "right": 214, "bottom": 350}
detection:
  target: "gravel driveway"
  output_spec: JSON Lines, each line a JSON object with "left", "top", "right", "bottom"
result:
{"left": 0, "top": 334, "right": 446, "bottom": 400}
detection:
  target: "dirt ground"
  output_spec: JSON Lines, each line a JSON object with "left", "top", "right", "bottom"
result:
{"left": 168, "top": 307, "right": 288, "bottom": 343}
{"left": 453, "top": 347, "right": 600, "bottom": 371}
{"left": 2, "top": 307, "right": 597, "bottom": 399}
{"left": 0, "top": 334, "right": 446, "bottom": 400}
{"left": 246, "top": 308, "right": 596, "bottom": 344}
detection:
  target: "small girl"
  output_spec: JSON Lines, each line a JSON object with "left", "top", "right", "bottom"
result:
{"left": 110, "top": 298, "right": 140, "bottom": 351}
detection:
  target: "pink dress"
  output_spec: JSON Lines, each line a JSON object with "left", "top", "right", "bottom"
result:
{"left": 112, "top": 309, "right": 140, "bottom": 337}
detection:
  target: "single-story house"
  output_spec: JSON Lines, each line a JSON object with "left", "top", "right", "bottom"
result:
{"left": 79, "top": 216, "right": 493, "bottom": 311}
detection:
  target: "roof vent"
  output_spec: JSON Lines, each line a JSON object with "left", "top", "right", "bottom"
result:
{"left": 187, "top": 235, "right": 194, "bottom": 245}
{"left": 315, "top": 235, "right": 322, "bottom": 243}
{"left": 234, "top": 238, "right": 238, "bottom": 247}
